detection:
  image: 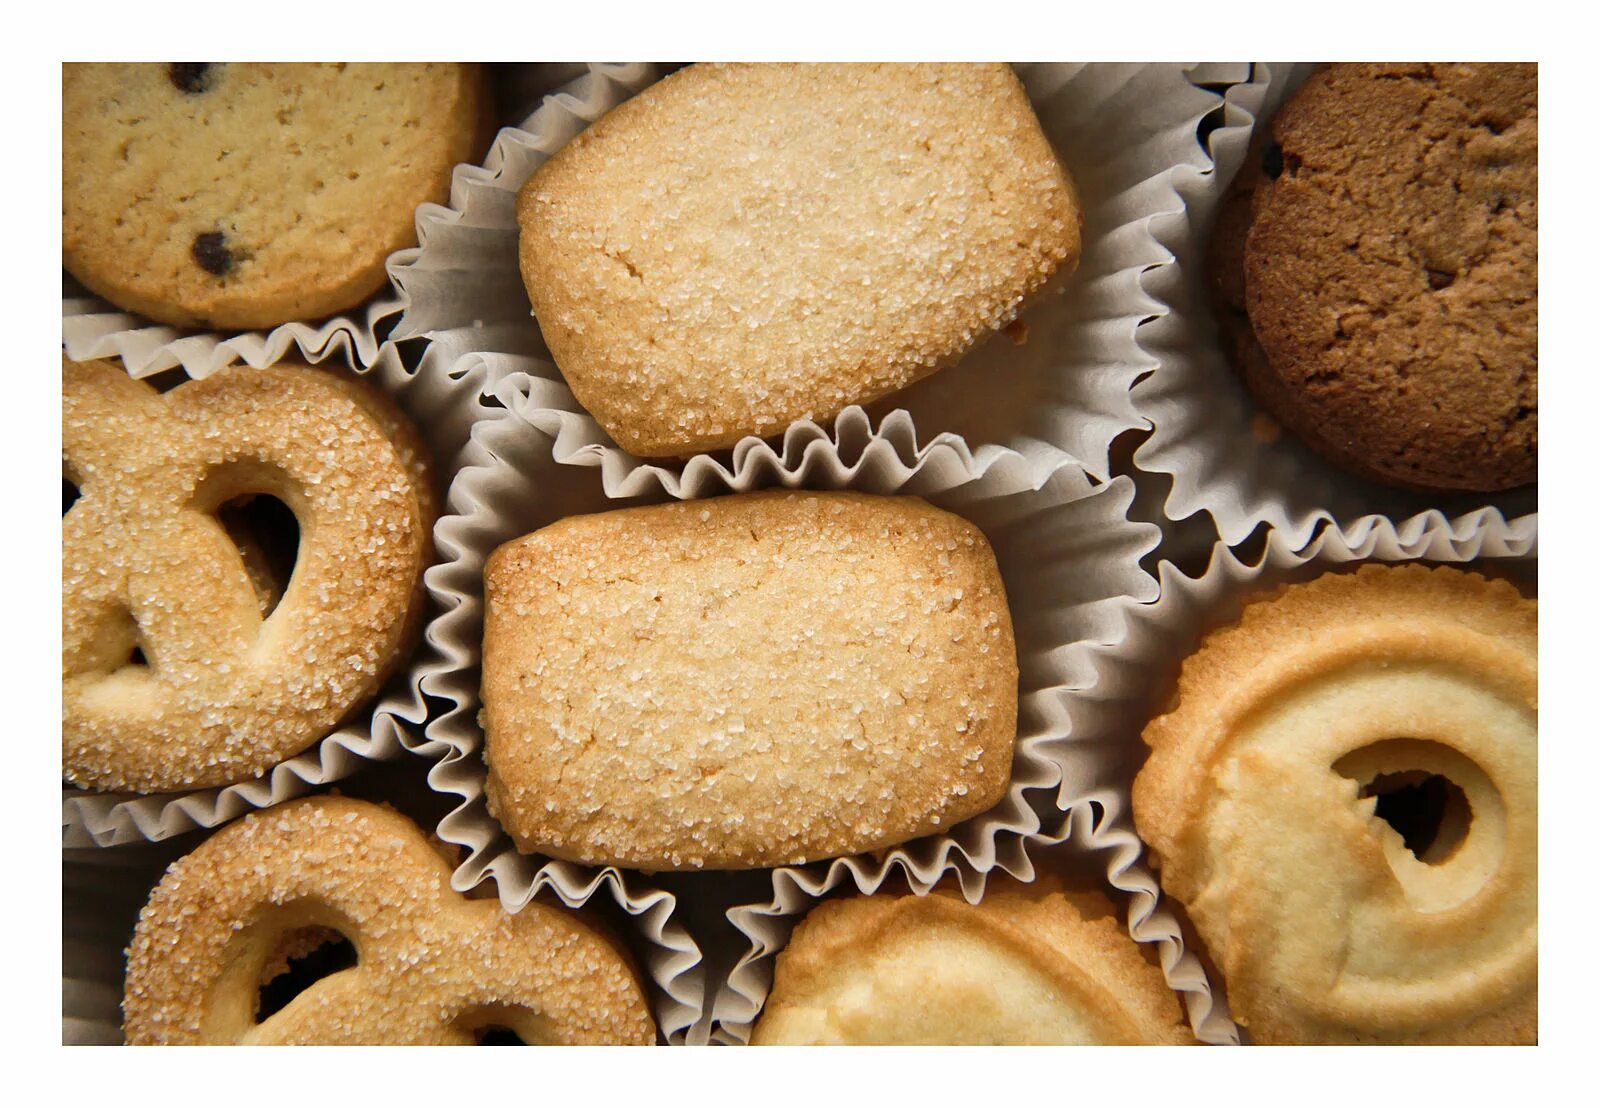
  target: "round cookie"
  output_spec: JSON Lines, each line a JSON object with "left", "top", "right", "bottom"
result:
{"left": 1210, "top": 63, "right": 1536, "bottom": 492}
{"left": 63, "top": 63, "right": 488, "bottom": 330}
{"left": 751, "top": 877, "right": 1192, "bottom": 1045}
{"left": 1132, "top": 565, "right": 1536, "bottom": 1044}
{"left": 123, "top": 797, "right": 656, "bottom": 1045}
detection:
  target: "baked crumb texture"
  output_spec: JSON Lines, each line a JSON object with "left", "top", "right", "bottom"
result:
{"left": 751, "top": 877, "right": 1193, "bottom": 1044}
{"left": 481, "top": 491, "right": 1018, "bottom": 870}
{"left": 63, "top": 63, "right": 487, "bottom": 330}
{"left": 62, "top": 357, "right": 436, "bottom": 793}
{"left": 1211, "top": 63, "right": 1536, "bottom": 492}
{"left": 518, "top": 63, "right": 1082, "bottom": 457}
{"left": 1133, "top": 565, "right": 1536, "bottom": 1043}
{"left": 122, "top": 797, "right": 656, "bottom": 1044}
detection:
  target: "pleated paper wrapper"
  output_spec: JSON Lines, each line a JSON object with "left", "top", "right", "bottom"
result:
{"left": 388, "top": 63, "right": 1255, "bottom": 494}
{"left": 1131, "top": 62, "right": 1538, "bottom": 547}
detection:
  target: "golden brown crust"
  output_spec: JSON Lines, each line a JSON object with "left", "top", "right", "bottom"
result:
{"left": 752, "top": 876, "right": 1193, "bottom": 1044}
{"left": 62, "top": 357, "right": 435, "bottom": 792}
{"left": 122, "top": 797, "right": 655, "bottom": 1045}
{"left": 517, "top": 63, "right": 1081, "bottom": 457}
{"left": 1133, "top": 565, "right": 1537, "bottom": 1044}
{"left": 481, "top": 491, "right": 1017, "bottom": 870}
{"left": 63, "top": 63, "right": 489, "bottom": 330}
{"left": 1210, "top": 63, "right": 1537, "bottom": 492}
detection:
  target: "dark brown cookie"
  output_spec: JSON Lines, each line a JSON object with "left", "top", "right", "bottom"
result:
{"left": 1210, "top": 63, "right": 1537, "bottom": 492}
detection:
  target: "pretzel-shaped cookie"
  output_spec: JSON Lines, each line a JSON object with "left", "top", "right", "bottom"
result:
{"left": 62, "top": 357, "right": 435, "bottom": 793}
{"left": 123, "top": 797, "right": 656, "bottom": 1044}
{"left": 1133, "top": 565, "right": 1536, "bottom": 1044}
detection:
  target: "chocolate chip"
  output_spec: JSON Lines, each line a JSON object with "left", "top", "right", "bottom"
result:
{"left": 1426, "top": 268, "right": 1455, "bottom": 290}
{"left": 1262, "top": 141, "right": 1285, "bottom": 180}
{"left": 168, "top": 63, "right": 214, "bottom": 94}
{"left": 192, "top": 231, "right": 234, "bottom": 277}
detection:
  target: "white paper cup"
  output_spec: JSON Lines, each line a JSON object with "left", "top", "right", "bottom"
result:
{"left": 716, "top": 802, "right": 1240, "bottom": 1045}
{"left": 389, "top": 63, "right": 1249, "bottom": 492}
{"left": 418, "top": 348, "right": 1163, "bottom": 1042}
{"left": 61, "top": 761, "right": 705, "bottom": 1044}
{"left": 61, "top": 339, "right": 496, "bottom": 847}
{"left": 57, "top": 62, "right": 578, "bottom": 379}
{"left": 1119, "top": 512, "right": 1533, "bottom": 1042}
{"left": 1131, "top": 62, "right": 1540, "bottom": 547}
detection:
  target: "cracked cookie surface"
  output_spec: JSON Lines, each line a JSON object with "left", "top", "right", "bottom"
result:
{"left": 1210, "top": 63, "right": 1537, "bottom": 492}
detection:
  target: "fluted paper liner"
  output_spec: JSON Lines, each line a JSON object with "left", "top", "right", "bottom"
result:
{"left": 718, "top": 802, "right": 1239, "bottom": 1045}
{"left": 61, "top": 279, "right": 404, "bottom": 380}
{"left": 57, "top": 64, "right": 592, "bottom": 379}
{"left": 417, "top": 358, "right": 1161, "bottom": 1042}
{"left": 714, "top": 509, "right": 1535, "bottom": 1044}
{"left": 61, "top": 64, "right": 630, "bottom": 843}
{"left": 389, "top": 63, "right": 1252, "bottom": 490}
{"left": 1131, "top": 62, "right": 1540, "bottom": 547}
{"left": 61, "top": 339, "right": 495, "bottom": 847}
{"left": 62, "top": 774, "right": 705, "bottom": 1045}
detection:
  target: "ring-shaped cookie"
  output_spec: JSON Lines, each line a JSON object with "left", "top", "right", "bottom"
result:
{"left": 1133, "top": 565, "right": 1536, "bottom": 1044}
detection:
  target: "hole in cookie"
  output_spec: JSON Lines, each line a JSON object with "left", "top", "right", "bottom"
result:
{"left": 256, "top": 927, "right": 358, "bottom": 1021}
{"left": 456, "top": 1004, "right": 551, "bottom": 1045}
{"left": 1339, "top": 759, "right": 1473, "bottom": 866}
{"left": 1426, "top": 268, "right": 1456, "bottom": 291}
{"left": 84, "top": 606, "right": 152, "bottom": 676}
{"left": 168, "top": 62, "right": 215, "bottom": 94}
{"left": 1262, "top": 140, "right": 1285, "bottom": 179}
{"left": 63, "top": 477, "right": 80, "bottom": 516}
{"left": 473, "top": 1026, "right": 527, "bottom": 1045}
{"left": 216, "top": 494, "right": 300, "bottom": 619}
{"left": 1360, "top": 771, "right": 1471, "bottom": 864}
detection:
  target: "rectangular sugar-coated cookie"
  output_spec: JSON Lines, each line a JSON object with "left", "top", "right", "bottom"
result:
{"left": 517, "top": 63, "right": 1081, "bottom": 457}
{"left": 481, "top": 491, "right": 1018, "bottom": 870}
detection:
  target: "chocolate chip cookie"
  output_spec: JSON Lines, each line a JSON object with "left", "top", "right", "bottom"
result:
{"left": 63, "top": 63, "right": 489, "bottom": 330}
{"left": 1210, "top": 63, "right": 1537, "bottom": 492}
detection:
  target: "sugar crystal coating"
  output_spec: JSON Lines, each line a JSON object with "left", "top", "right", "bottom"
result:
{"left": 518, "top": 63, "right": 1082, "bottom": 456}
{"left": 481, "top": 491, "right": 1018, "bottom": 870}
{"left": 62, "top": 356, "right": 435, "bottom": 792}
{"left": 122, "top": 797, "right": 655, "bottom": 1045}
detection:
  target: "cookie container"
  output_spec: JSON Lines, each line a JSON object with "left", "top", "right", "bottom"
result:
{"left": 61, "top": 339, "right": 496, "bottom": 847}
{"left": 388, "top": 62, "right": 1252, "bottom": 492}
{"left": 1131, "top": 62, "right": 1539, "bottom": 547}
{"left": 61, "top": 762, "right": 706, "bottom": 1044}
{"left": 415, "top": 343, "right": 1172, "bottom": 1042}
